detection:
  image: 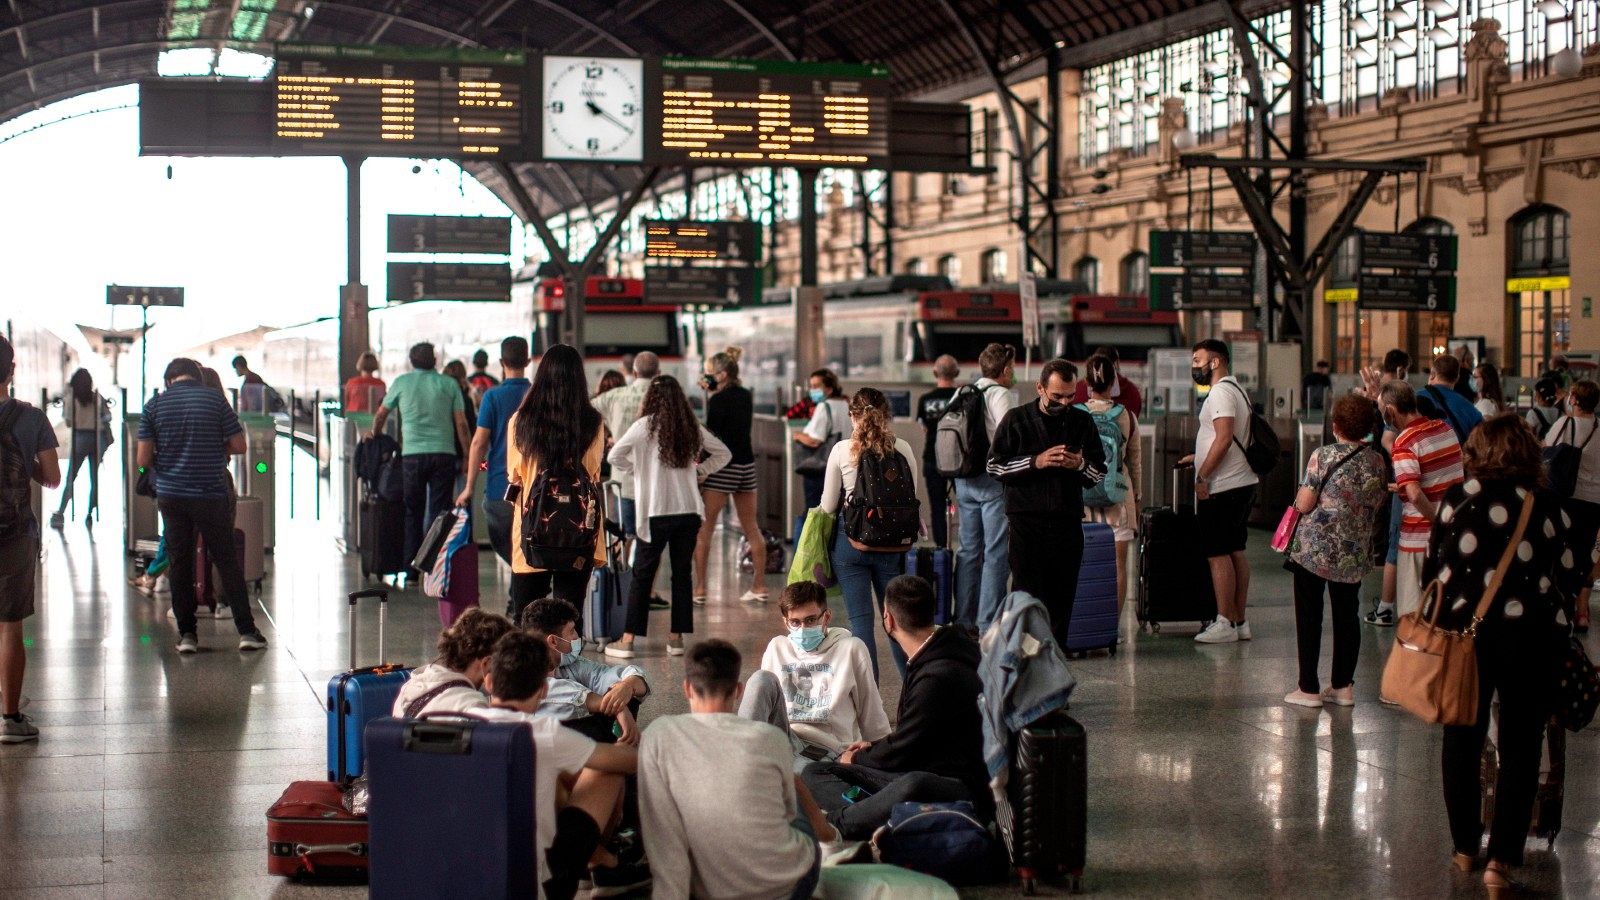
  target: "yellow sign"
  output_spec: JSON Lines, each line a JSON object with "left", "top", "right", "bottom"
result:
{"left": 1324, "top": 287, "right": 1359, "bottom": 303}
{"left": 1506, "top": 275, "right": 1571, "bottom": 292}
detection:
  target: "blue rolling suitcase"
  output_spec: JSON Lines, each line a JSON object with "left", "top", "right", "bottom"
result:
{"left": 583, "top": 504, "right": 630, "bottom": 645}
{"left": 1065, "top": 523, "right": 1119, "bottom": 656}
{"left": 905, "top": 546, "right": 955, "bottom": 625}
{"left": 326, "top": 589, "right": 410, "bottom": 782}
{"left": 367, "top": 716, "right": 536, "bottom": 898}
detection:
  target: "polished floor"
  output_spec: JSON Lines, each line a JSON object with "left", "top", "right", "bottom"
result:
{"left": 4, "top": 461, "right": 1599, "bottom": 898}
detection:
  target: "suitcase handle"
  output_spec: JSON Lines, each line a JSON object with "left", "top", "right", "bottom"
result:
{"left": 403, "top": 720, "right": 476, "bottom": 754}
{"left": 347, "top": 589, "right": 389, "bottom": 670}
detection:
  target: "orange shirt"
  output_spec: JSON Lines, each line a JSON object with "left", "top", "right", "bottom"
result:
{"left": 344, "top": 376, "right": 386, "bottom": 413}
{"left": 505, "top": 415, "right": 607, "bottom": 573}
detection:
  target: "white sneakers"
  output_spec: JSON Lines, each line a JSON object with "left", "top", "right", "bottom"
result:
{"left": 1194, "top": 618, "right": 1252, "bottom": 644}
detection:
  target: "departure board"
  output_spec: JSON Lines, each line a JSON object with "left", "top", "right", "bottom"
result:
{"left": 651, "top": 58, "right": 890, "bottom": 167}
{"left": 273, "top": 44, "right": 528, "bottom": 158}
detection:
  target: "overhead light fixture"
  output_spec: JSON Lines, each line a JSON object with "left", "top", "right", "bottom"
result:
{"left": 1202, "top": 59, "right": 1227, "bottom": 77}
{"left": 1353, "top": 15, "right": 1378, "bottom": 39}
{"left": 1140, "top": 76, "right": 1161, "bottom": 94}
{"left": 1423, "top": 0, "right": 1455, "bottom": 14}
{"left": 1385, "top": 37, "right": 1414, "bottom": 55}
{"left": 1141, "top": 100, "right": 1162, "bottom": 117}
{"left": 1172, "top": 127, "right": 1197, "bottom": 150}
{"left": 1112, "top": 85, "right": 1133, "bottom": 101}
{"left": 1268, "top": 67, "right": 1291, "bottom": 85}
{"left": 1114, "top": 107, "right": 1133, "bottom": 123}
{"left": 1536, "top": 1, "right": 1567, "bottom": 18}
{"left": 1551, "top": 46, "right": 1583, "bottom": 76}
{"left": 1234, "top": 75, "right": 1253, "bottom": 94}
{"left": 1385, "top": 7, "right": 1414, "bottom": 28}
{"left": 1352, "top": 46, "right": 1377, "bottom": 65}
{"left": 1427, "top": 25, "right": 1454, "bottom": 46}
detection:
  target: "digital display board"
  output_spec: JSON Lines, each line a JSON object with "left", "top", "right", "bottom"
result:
{"left": 1357, "top": 231, "right": 1458, "bottom": 271}
{"left": 1150, "top": 271, "right": 1256, "bottom": 311}
{"left": 652, "top": 57, "right": 890, "bottom": 167}
{"left": 387, "top": 263, "right": 512, "bottom": 302}
{"left": 273, "top": 44, "right": 527, "bottom": 158}
{"left": 107, "top": 285, "right": 184, "bottom": 307}
{"left": 644, "top": 265, "right": 758, "bottom": 306}
{"left": 1149, "top": 230, "right": 1259, "bottom": 268}
{"left": 644, "top": 220, "right": 759, "bottom": 262}
{"left": 387, "top": 215, "right": 511, "bottom": 254}
{"left": 1355, "top": 272, "right": 1457, "bottom": 312}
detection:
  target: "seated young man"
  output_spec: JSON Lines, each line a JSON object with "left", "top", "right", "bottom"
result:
{"left": 740, "top": 581, "right": 890, "bottom": 767}
{"left": 521, "top": 599, "right": 649, "bottom": 745}
{"left": 640, "top": 639, "right": 840, "bottom": 900}
{"left": 471, "top": 631, "right": 649, "bottom": 900}
{"left": 800, "top": 575, "right": 991, "bottom": 840}
{"left": 391, "top": 608, "right": 513, "bottom": 718}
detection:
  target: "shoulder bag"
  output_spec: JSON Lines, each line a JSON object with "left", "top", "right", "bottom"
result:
{"left": 793, "top": 401, "right": 839, "bottom": 476}
{"left": 1544, "top": 418, "right": 1596, "bottom": 500}
{"left": 1271, "top": 442, "right": 1369, "bottom": 553}
{"left": 1380, "top": 495, "right": 1533, "bottom": 726}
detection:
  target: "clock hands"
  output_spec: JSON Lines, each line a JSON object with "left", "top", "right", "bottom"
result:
{"left": 585, "top": 100, "right": 631, "bottom": 132}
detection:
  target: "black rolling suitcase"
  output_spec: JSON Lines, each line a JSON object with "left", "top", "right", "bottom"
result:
{"left": 1136, "top": 468, "right": 1217, "bottom": 633}
{"left": 1004, "top": 712, "right": 1086, "bottom": 894}
{"left": 360, "top": 496, "right": 406, "bottom": 578}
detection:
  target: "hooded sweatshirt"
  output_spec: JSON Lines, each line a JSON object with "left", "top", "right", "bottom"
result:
{"left": 389, "top": 662, "right": 486, "bottom": 718}
{"left": 760, "top": 626, "right": 890, "bottom": 753}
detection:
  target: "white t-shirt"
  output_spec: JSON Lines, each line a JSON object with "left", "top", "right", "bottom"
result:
{"left": 1195, "top": 376, "right": 1259, "bottom": 495}
{"left": 467, "top": 706, "right": 598, "bottom": 895}
{"left": 802, "top": 397, "right": 853, "bottom": 443}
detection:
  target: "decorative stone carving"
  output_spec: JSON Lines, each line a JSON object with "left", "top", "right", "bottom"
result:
{"left": 1464, "top": 18, "right": 1511, "bottom": 110}
{"left": 1436, "top": 175, "right": 1469, "bottom": 196}
{"left": 1468, "top": 217, "right": 1488, "bottom": 237}
{"left": 1482, "top": 170, "right": 1515, "bottom": 192}
{"left": 1379, "top": 87, "right": 1415, "bottom": 115}
{"left": 1551, "top": 158, "right": 1600, "bottom": 179}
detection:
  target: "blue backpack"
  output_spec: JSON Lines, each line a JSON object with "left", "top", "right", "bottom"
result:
{"left": 871, "top": 801, "right": 1004, "bottom": 886}
{"left": 1076, "top": 403, "right": 1129, "bottom": 508}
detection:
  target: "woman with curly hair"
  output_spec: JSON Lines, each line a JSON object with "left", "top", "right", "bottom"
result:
{"left": 606, "top": 375, "right": 731, "bottom": 658}
{"left": 819, "top": 387, "right": 924, "bottom": 679}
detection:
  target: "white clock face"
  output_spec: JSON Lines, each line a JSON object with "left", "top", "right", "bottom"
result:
{"left": 541, "top": 56, "right": 645, "bottom": 163}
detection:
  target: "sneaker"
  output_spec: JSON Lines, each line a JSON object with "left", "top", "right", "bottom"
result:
{"left": 1194, "top": 618, "right": 1238, "bottom": 644}
{"left": 1283, "top": 690, "right": 1323, "bottom": 709}
{"left": 1363, "top": 606, "right": 1396, "bottom": 627}
{"left": 213, "top": 603, "right": 233, "bottom": 620}
{"left": 1378, "top": 695, "right": 1401, "bottom": 707}
{"left": 604, "top": 641, "right": 636, "bottom": 659}
{"left": 666, "top": 638, "right": 685, "bottom": 657}
{"left": 49, "top": 512, "right": 63, "bottom": 530}
{"left": 738, "top": 590, "right": 769, "bottom": 603}
{"left": 691, "top": 595, "right": 708, "bottom": 607}
{"left": 176, "top": 633, "right": 199, "bottom": 654}
{"left": 0, "top": 713, "right": 40, "bottom": 744}
{"left": 1320, "top": 686, "right": 1356, "bottom": 707}
{"left": 820, "top": 839, "right": 867, "bottom": 867}
{"left": 1237, "top": 621, "right": 1252, "bottom": 641}
{"left": 649, "top": 595, "right": 670, "bottom": 611}
{"left": 589, "top": 859, "right": 652, "bottom": 898}
{"left": 238, "top": 631, "right": 268, "bottom": 651}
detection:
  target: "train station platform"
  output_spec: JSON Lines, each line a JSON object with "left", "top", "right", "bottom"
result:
{"left": 5, "top": 457, "right": 1600, "bottom": 899}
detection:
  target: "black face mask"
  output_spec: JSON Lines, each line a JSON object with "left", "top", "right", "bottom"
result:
{"left": 700, "top": 374, "right": 718, "bottom": 391}
{"left": 1191, "top": 364, "right": 1212, "bottom": 386}
{"left": 1042, "top": 399, "right": 1069, "bottom": 416}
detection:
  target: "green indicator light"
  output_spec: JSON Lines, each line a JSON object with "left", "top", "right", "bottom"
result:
{"left": 22, "top": 638, "right": 33, "bottom": 648}
{"left": 138, "top": 466, "right": 147, "bottom": 474}
{"left": 140, "top": 634, "right": 152, "bottom": 646}
{"left": 255, "top": 461, "right": 268, "bottom": 474}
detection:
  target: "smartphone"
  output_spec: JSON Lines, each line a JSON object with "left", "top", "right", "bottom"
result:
{"left": 799, "top": 744, "right": 832, "bottom": 762}
{"left": 841, "top": 786, "right": 867, "bottom": 805}
{"left": 503, "top": 482, "right": 522, "bottom": 503}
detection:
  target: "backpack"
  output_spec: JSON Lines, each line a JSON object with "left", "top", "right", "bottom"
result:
{"left": 519, "top": 462, "right": 602, "bottom": 571}
{"left": 934, "top": 384, "right": 1002, "bottom": 479}
{"left": 1419, "top": 386, "right": 1471, "bottom": 444}
{"left": 355, "top": 434, "right": 404, "bottom": 504}
{"left": 1530, "top": 406, "right": 1556, "bottom": 440}
{"left": 0, "top": 401, "right": 34, "bottom": 541}
{"left": 843, "top": 448, "right": 921, "bottom": 550}
{"left": 1220, "top": 381, "right": 1278, "bottom": 476}
{"left": 870, "top": 801, "right": 1005, "bottom": 887}
{"left": 1076, "top": 402, "right": 1129, "bottom": 508}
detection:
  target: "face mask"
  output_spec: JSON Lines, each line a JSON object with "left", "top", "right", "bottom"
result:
{"left": 808, "top": 388, "right": 826, "bottom": 403}
{"left": 700, "top": 374, "right": 718, "bottom": 391}
{"left": 1042, "top": 398, "right": 1069, "bottom": 416}
{"left": 1468, "top": 377, "right": 1480, "bottom": 393}
{"left": 558, "top": 637, "right": 583, "bottom": 667}
{"left": 788, "top": 624, "right": 826, "bottom": 652}
{"left": 1190, "top": 364, "right": 1212, "bottom": 386}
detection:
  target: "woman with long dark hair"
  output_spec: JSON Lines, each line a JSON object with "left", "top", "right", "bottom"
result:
{"left": 505, "top": 344, "right": 607, "bottom": 621}
{"left": 1472, "top": 363, "right": 1505, "bottom": 418}
{"left": 51, "top": 368, "right": 108, "bottom": 528}
{"left": 692, "top": 346, "right": 769, "bottom": 603}
{"left": 605, "top": 375, "right": 730, "bottom": 658}
{"left": 594, "top": 369, "right": 625, "bottom": 397}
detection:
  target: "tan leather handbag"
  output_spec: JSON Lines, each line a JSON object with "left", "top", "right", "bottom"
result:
{"left": 1380, "top": 495, "right": 1533, "bottom": 726}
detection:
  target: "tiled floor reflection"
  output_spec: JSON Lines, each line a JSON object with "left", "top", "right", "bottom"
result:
{"left": 4, "top": 463, "right": 1598, "bottom": 898}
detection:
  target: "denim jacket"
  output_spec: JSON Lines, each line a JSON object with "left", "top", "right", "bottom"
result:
{"left": 977, "top": 591, "right": 1076, "bottom": 786}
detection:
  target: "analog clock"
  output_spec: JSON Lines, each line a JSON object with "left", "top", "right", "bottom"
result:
{"left": 541, "top": 56, "right": 645, "bottom": 163}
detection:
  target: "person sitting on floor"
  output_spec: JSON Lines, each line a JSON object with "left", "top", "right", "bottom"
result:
{"left": 640, "top": 639, "right": 840, "bottom": 900}
{"left": 521, "top": 599, "right": 649, "bottom": 746}
{"left": 800, "top": 575, "right": 991, "bottom": 840}
{"left": 390, "top": 608, "right": 514, "bottom": 718}
{"left": 739, "top": 580, "right": 890, "bottom": 768}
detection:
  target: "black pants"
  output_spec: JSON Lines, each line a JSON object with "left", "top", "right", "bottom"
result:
{"left": 802, "top": 472, "right": 824, "bottom": 510}
{"left": 1007, "top": 513, "right": 1083, "bottom": 648}
{"left": 483, "top": 498, "right": 514, "bottom": 567}
{"left": 1290, "top": 562, "right": 1360, "bottom": 693}
{"left": 159, "top": 496, "right": 258, "bottom": 637}
{"left": 924, "top": 466, "right": 950, "bottom": 548}
{"left": 801, "top": 762, "right": 974, "bottom": 841}
{"left": 508, "top": 568, "right": 591, "bottom": 625}
{"left": 402, "top": 453, "right": 459, "bottom": 567}
{"left": 1441, "top": 622, "right": 1556, "bottom": 865}
{"left": 626, "top": 514, "right": 700, "bottom": 635}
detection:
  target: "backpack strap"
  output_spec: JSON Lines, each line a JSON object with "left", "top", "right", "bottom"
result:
{"left": 0, "top": 400, "right": 24, "bottom": 438}
{"left": 1219, "top": 380, "right": 1255, "bottom": 460}
{"left": 404, "top": 678, "right": 475, "bottom": 719}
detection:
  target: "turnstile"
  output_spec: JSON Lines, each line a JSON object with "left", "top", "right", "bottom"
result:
{"left": 232, "top": 413, "right": 276, "bottom": 552}
{"left": 122, "top": 414, "right": 159, "bottom": 555}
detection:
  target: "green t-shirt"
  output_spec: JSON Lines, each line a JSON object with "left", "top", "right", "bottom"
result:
{"left": 382, "top": 370, "right": 464, "bottom": 456}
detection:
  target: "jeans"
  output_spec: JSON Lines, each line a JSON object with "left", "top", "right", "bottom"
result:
{"left": 1290, "top": 562, "right": 1360, "bottom": 694}
{"left": 158, "top": 496, "right": 258, "bottom": 637}
{"left": 508, "top": 569, "right": 591, "bottom": 624}
{"left": 1007, "top": 513, "right": 1084, "bottom": 648}
{"left": 831, "top": 538, "right": 907, "bottom": 679}
{"left": 924, "top": 465, "right": 951, "bottom": 548}
{"left": 740, "top": 671, "right": 825, "bottom": 773}
{"left": 954, "top": 475, "right": 1010, "bottom": 632}
{"left": 55, "top": 431, "right": 101, "bottom": 516}
{"left": 802, "top": 473, "right": 825, "bottom": 510}
{"left": 801, "top": 761, "right": 973, "bottom": 840}
{"left": 626, "top": 514, "right": 700, "bottom": 636}
{"left": 788, "top": 811, "right": 822, "bottom": 900}
{"left": 402, "top": 453, "right": 459, "bottom": 567}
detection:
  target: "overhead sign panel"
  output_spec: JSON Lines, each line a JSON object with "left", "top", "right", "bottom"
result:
{"left": 651, "top": 58, "right": 890, "bottom": 168}
{"left": 1149, "top": 230, "right": 1258, "bottom": 268}
{"left": 387, "top": 215, "right": 511, "bottom": 255}
{"left": 644, "top": 220, "right": 759, "bottom": 262}
{"left": 1149, "top": 271, "right": 1256, "bottom": 311}
{"left": 644, "top": 265, "right": 758, "bottom": 306}
{"left": 1355, "top": 272, "right": 1457, "bottom": 312}
{"left": 273, "top": 44, "right": 528, "bottom": 158}
{"left": 106, "top": 285, "right": 185, "bottom": 307}
{"left": 387, "top": 262, "right": 511, "bottom": 302}
{"left": 1358, "top": 232, "right": 1458, "bottom": 271}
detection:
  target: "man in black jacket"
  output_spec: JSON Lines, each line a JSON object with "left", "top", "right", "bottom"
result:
{"left": 987, "top": 358, "right": 1107, "bottom": 646}
{"left": 800, "top": 576, "right": 989, "bottom": 839}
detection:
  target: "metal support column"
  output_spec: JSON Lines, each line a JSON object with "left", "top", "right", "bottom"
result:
{"left": 1287, "top": 0, "right": 1311, "bottom": 362}
{"left": 338, "top": 156, "right": 369, "bottom": 391}
{"left": 795, "top": 169, "right": 824, "bottom": 389}
{"left": 799, "top": 169, "right": 818, "bottom": 286}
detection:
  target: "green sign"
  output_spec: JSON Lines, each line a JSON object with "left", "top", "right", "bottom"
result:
{"left": 1151, "top": 270, "right": 1256, "bottom": 311}
{"left": 1149, "top": 230, "right": 1258, "bottom": 268}
{"left": 1357, "top": 231, "right": 1458, "bottom": 272}
{"left": 1355, "top": 272, "right": 1457, "bottom": 312}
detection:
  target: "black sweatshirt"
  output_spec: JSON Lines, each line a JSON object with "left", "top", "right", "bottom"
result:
{"left": 986, "top": 399, "right": 1108, "bottom": 518}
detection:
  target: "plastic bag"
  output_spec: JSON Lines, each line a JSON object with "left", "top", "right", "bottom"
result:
{"left": 787, "top": 508, "right": 840, "bottom": 595}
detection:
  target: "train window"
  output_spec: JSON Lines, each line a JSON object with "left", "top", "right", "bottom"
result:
{"left": 924, "top": 323, "right": 1023, "bottom": 363}
{"left": 585, "top": 312, "right": 674, "bottom": 354}
{"left": 1063, "top": 324, "right": 1181, "bottom": 363}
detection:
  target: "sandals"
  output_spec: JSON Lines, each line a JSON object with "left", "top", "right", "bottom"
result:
{"left": 1483, "top": 861, "right": 1520, "bottom": 898}
{"left": 738, "top": 590, "right": 769, "bottom": 603}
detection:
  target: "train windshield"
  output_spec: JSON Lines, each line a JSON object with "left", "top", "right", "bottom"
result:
{"left": 583, "top": 311, "right": 679, "bottom": 357}
{"left": 1059, "top": 323, "right": 1183, "bottom": 363}
{"left": 913, "top": 322, "right": 1024, "bottom": 363}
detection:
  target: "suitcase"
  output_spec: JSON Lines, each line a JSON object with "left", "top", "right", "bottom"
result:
{"left": 438, "top": 543, "right": 480, "bottom": 628}
{"left": 412, "top": 508, "right": 456, "bottom": 574}
{"left": 1066, "top": 523, "right": 1119, "bottom": 655}
{"left": 266, "top": 780, "right": 368, "bottom": 881}
{"left": 905, "top": 546, "right": 954, "bottom": 625}
{"left": 367, "top": 716, "right": 537, "bottom": 898}
{"left": 1136, "top": 469, "right": 1217, "bottom": 633}
{"left": 359, "top": 496, "right": 407, "bottom": 578}
{"left": 326, "top": 589, "right": 410, "bottom": 783}
{"left": 236, "top": 494, "right": 266, "bottom": 586}
{"left": 584, "top": 556, "right": 630, "bottom": 645}
{"left": 1005, "top": 712, "right": 1086, "bottom": 894}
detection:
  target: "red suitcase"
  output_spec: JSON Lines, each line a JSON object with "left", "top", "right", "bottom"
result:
{"left": 266, "top": 780, "right": 368, "bottom": 880}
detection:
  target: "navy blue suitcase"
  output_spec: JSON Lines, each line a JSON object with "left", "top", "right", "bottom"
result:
{"left": 1065, "top": 523, "right": 1119, "bottom": 655}
{"left": 367, "top": 716, "right": 536, "bottom": 898}
{"left": 904, "top": 547, "right": 955, "bottom": 625}
{"left": 326, "top": 589, "right": 410, "bottom": 782}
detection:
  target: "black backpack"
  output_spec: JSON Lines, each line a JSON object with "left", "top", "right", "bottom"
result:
{"left": 519, "top": 462, "right": 602, "bottom": 571}
{"left": 933, "top": 384, "right": 1002, "bottom": 479}
{"left": 355, "top": 434, "right": 403, "bottom": 503}
{"left": 1220, "top": 381, "right": 1279, "bottom": 476}
{"left": 843, "top": 448, "right": 921, "bottom": 549}
{"left": 0, "top": 401, "right": 35, "bottom": 541}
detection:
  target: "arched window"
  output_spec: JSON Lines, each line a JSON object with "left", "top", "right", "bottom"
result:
{"left": 980, "top": 248, "right": 1008, "bottom": 283}
{"left": 1120, "top": 251, "right": 1148, "bottom": 295}
{"left": 905, "top": 257, "right": 926, "bottom": 276}
{"left": 1507, "top": 205, "right": 1572, "bottom": 376}
{"left": 938, "top": 253, "right": 962, "bottom": 284}
{"left": 1072, "top": 256, "right": 1100, "bottom": 293}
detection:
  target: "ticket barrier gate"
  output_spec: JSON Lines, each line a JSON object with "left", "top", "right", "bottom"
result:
{"left": 123, "top": 414, "right": 159, "bottom": 556}
{"left": 232, "top": 413, "right": 276, "bottom": 553}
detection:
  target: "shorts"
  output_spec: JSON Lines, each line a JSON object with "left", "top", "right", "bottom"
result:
{"left": 1197, "top": 485, "right": 1254, "bottom": 558}
{"left": 544, "top": 805, "right": 603, "bottom": 900}
{"left": 702, "top": 461, "right": 758, "bottom": 494}
{"left": 0, "top": 532, "right": 39, "bottom": 622}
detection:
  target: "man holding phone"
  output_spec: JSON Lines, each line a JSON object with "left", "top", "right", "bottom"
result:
{"left": 986, "top": 359, "right": 1107, "bottom": 646}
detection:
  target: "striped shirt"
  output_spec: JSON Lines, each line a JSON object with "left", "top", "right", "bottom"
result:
{"left": 137, "top": 380, "right": 243, "bottom": 499}
{"left": 1391, "top": 417, "right": 1463, "bottom": 552}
